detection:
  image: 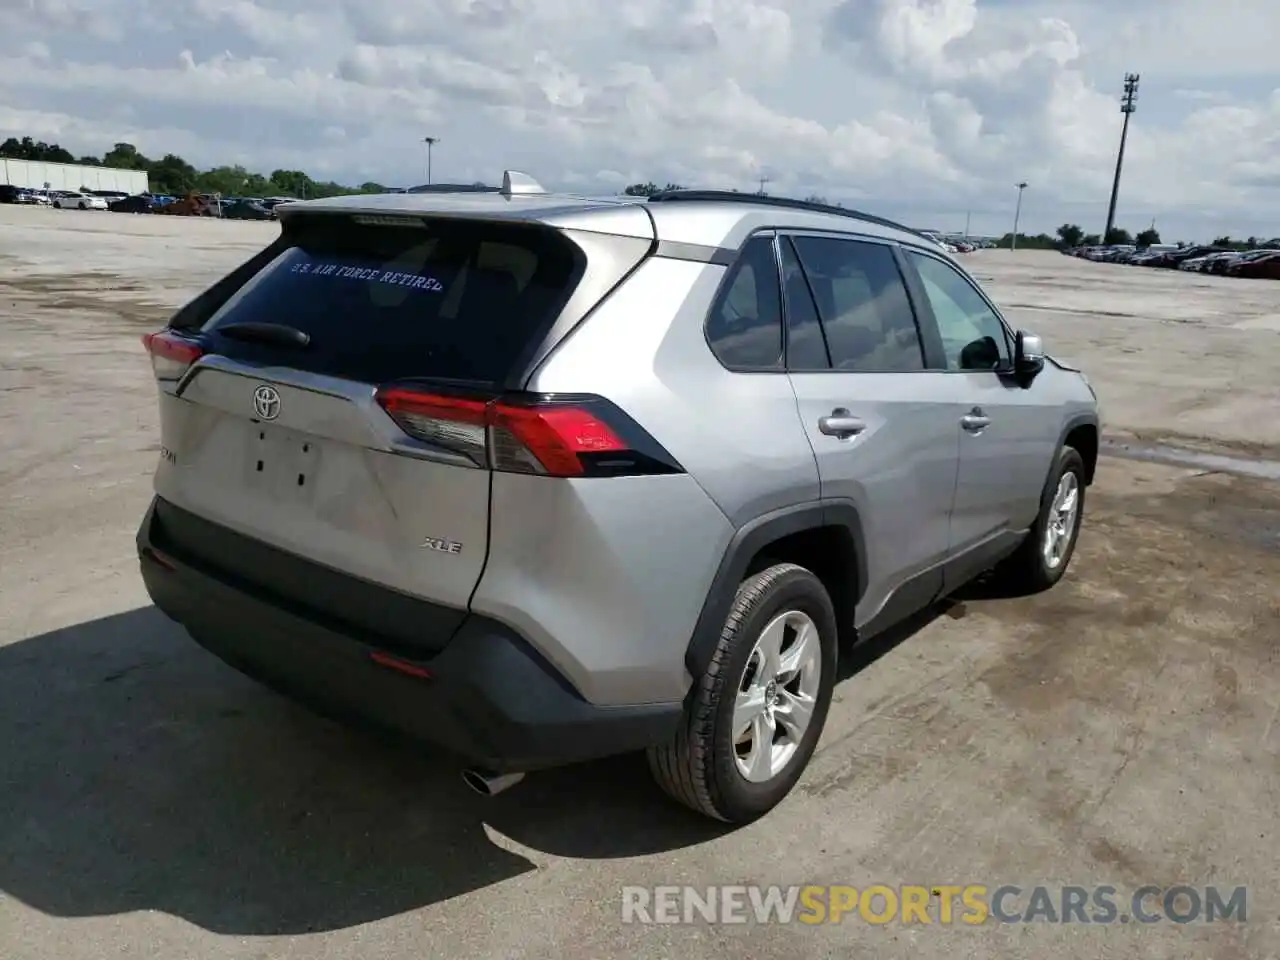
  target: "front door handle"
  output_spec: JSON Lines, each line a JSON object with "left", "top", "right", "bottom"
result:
{"left": 818, "top": 408, "right": 866, "bottom": 438}
{"left": 961, "top": 412, "right": 991, "bottom": 432}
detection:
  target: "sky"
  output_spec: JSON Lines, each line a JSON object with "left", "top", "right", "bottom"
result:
{"left": 0, "top": 0, "right": 1277, "bottom": 242}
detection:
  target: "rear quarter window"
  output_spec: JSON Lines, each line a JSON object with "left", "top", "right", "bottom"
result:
{"left": 201, "top": 218, "right": 583, "bottom": 386}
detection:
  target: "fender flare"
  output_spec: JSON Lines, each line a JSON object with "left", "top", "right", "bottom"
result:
{"left": 1056, "top": 411, "right": 1100, "bottom": 484}
{"left": 684, "top": 500, "right": 867, "bottom": 678}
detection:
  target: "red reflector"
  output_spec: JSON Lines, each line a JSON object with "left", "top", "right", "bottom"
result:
{"left": 369, "top": 650, "right": 434, "bottom": 680}
{"left": 143, "top": 547, "right": 178, "bottom": 571}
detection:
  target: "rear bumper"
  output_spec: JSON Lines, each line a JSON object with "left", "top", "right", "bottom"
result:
{"left": 136, "top": 497, "right": 682, "bottom": 773}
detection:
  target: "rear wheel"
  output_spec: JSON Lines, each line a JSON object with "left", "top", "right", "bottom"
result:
{"left": 648, "top": 563, "right": 837, "bottom": 823}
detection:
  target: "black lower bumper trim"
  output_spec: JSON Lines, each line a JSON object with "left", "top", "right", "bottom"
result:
{"left": 137, "top": 498, "right": 682, "bottom": 773}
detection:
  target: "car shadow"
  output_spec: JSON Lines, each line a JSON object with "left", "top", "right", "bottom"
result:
{"left": 835, "top": 598, "right": 958, "bottom": 683}
{"left": 0, "top": 606, "right": 724, "bottom": 936}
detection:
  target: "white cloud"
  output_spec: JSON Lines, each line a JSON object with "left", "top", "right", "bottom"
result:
{"left": 0, "top": 0, "right": 1277, "bottom": 239}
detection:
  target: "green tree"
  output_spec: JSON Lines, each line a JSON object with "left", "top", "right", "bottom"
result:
{"left": 1104, "top": 227, "right": 1132, "bottom": 245}
{"left": 0, "top": 136, "right": 74, "bottom": 162}
{"left": 1082, "top": 233, "right": 1101, "bottom": 246}
{"left": 996, "top": 233, "right": 1058, "bottom": 249}
{"left": 623, "top": 182, "right": 682, "bottom": 196}
{"left": 1056, "top": 223, "right": 1084, "bottom": 248}
{"left": 242, "top": 173, "right": 273, "bottom": 196}
{"left": 1134, "top": 227, "right": 1161, "bottom": 247}
{"left": 268, "top": 169, "right": 315, "bottom": 199}
{"left": 149, "top": 153, "right": 198, "bottom": 195}
{"left": 195, "top": 165, "right": 256, "bottom": 196}
{"left": 103, "top": 142, "right": 149, "bottom": 170}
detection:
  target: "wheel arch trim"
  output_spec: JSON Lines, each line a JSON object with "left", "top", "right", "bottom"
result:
{"left": 683, "top": 500, "right": 867, "bottom": 678}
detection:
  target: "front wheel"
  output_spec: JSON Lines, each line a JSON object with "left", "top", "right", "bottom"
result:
{"left": 994, "top": 445, "right": 1086, "bottom": 593}
{"left": 648, "top": 563, "right": 838, "bottom": 823}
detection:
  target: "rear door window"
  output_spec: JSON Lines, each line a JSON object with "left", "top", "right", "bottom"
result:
{"left": 789, "top": 236, "right": 925, "bottom": 372}
{"left": 201, "top": 218, "right": 583, "bottom": 385}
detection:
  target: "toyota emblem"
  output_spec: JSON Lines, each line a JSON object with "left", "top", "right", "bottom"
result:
{"left": 253, "top": 384, "right": 281, "bottom": 420}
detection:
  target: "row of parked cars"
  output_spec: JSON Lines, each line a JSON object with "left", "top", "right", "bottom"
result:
{"left": 1068, "top": 243, "right": 1280, "bottom": 279}
{"left": 0, "top": 185, "right": 288, "bottom": 220}
{"left": 105, "top": 193, "right": 282, "bottom": 218}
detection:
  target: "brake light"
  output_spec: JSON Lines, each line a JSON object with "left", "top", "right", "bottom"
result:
{"left": 374, "top": 386, "right": 677, "bottom": 478}
{"left": 142, "top": 330, "right": 204, "bottom": 380}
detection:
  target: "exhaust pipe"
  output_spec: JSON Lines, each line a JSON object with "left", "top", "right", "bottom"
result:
{"left": 462, "top": 768, "right": 525, "bottom": 797}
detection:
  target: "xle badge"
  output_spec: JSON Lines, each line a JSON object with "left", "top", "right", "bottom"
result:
{"left": 422, "top": 536, "right": 463, "bottom": 555}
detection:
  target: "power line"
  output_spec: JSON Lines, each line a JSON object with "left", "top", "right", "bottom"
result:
{"left": 1104, "top": 73, "right": 1139, "bottom": 242}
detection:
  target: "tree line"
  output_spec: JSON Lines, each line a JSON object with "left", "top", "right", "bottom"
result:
{"left": 0, "top": 135, "right": 387, "bottom": 199}
{"left": 8, "top": 141, "right": 1272, "bottom": 249}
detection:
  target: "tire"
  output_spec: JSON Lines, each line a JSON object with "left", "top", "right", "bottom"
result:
{"left": 78, "top": 201, "right": 86, "bottom": 210}
{"left": 994, "top": 445, "right": 1086, "bottom": 593}
{"left": 648, "top": 563, "right": 838, "bottom": 823}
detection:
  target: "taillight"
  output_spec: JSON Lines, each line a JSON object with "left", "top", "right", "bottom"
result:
{"left": 374, "top": 386, "right": 681, "bottom": 478}
{"left": 142, "top": 329, "right": 205, "bottom": 381}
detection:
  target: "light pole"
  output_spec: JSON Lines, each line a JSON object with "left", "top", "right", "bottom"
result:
{"left": 422, "top": 136, "right": 439, "bottom": 185}
{"left": 1104, "top": 73, "right": 1139, "bottom": 244}
{"left": 1011, "top": 182, "right": 1028, "bottom": 250}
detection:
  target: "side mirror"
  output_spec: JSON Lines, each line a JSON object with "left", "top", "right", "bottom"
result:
{"left": 1014, "top": 330, "right": 1045, "bottom": 379}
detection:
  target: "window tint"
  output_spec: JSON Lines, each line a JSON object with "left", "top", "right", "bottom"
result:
{"left": 706, "top": 235, "right": 783, "bottom": 369}
{"left": 780, "top": 237, "right": 830, "bottom": 370}
{"left": 200, "top": 219, "right": 581, "bottom": 385}
{"left": 907, "top": 251, "right": 1011, "bottom": 371}
{"left": 789, "top": 237, "right": 924, "bottom": 372}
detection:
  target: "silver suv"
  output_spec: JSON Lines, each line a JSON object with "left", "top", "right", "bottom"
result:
{"left": 137, "top": 174, "right": 1099, "bottom": 823}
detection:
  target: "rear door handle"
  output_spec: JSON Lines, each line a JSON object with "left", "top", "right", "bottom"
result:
{"left": 961, "top": 413, "right": 991, "bottom": 432}
{"left": 818, "top": 409, "right": 866, "bottom": 438}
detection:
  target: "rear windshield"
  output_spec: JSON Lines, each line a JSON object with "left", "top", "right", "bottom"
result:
{"left": 201, "top": 217, "right": 583, "bottom": 385}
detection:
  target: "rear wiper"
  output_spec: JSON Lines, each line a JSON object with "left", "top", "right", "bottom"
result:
{"left": 217, "top": 321, "right": 311, "bottom": 348}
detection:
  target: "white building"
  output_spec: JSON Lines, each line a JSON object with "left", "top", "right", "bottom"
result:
{"left": 0, "top": 158, "right": 149, "bottom": 194}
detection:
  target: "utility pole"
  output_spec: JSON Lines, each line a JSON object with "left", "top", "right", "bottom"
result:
{"left": 963, "top": 210, "right": 971, "bottom": 244}
{"left": 1104, "top": 73, "right": 1139, "bottom": 243}
{"left": 422, "top": 136, "right": 439, "bottom": 185}
{"left": 1011, "top": 182, "right": 1028, "bottom": 250}
{"left": 757, "top": 175, "right": 770, "bottom": 196}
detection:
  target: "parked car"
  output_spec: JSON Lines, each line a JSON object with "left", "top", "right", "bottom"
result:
{"left": 1143, "top": 245, "right": 1224, "bottom": 269}
{"left": 108, "top": 194, "right": 155, "bottom": 213}
{"left": 0, "top": 185, "right": 38, "bottom": 204}
{"left": 1210, "top": 250, "right": 1272, "bottom": 275}
{"left": 52, "top": 190, "right": 109, "bottom": 210}
{"left": 135, "top": 179, "right": 1100, "bottom": 823}
{"left": 222, "top": 199, "right": 275, "bottom": 220}
{"left": 1228, "top": 251, "right": 1280, "bottom": 279}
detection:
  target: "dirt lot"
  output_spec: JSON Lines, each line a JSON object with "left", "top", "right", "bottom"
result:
{"left": 2, "top": 206, "right": 1279, "bottom": 959}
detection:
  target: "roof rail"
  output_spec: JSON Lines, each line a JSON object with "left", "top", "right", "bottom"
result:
{"left": 645, "top": 189, "right": 924, "bottom": 238}
{"left": 501, "top": 170, "right": 547, "bottom": 197}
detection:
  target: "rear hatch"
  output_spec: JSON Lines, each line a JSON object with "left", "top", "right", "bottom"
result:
{"left": 145, "top": 208, "right": 650, "bottom": 656}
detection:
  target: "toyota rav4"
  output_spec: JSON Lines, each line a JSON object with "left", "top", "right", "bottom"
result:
{"left": 137, "top": 174, "right": 1100, "bottom": 823}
